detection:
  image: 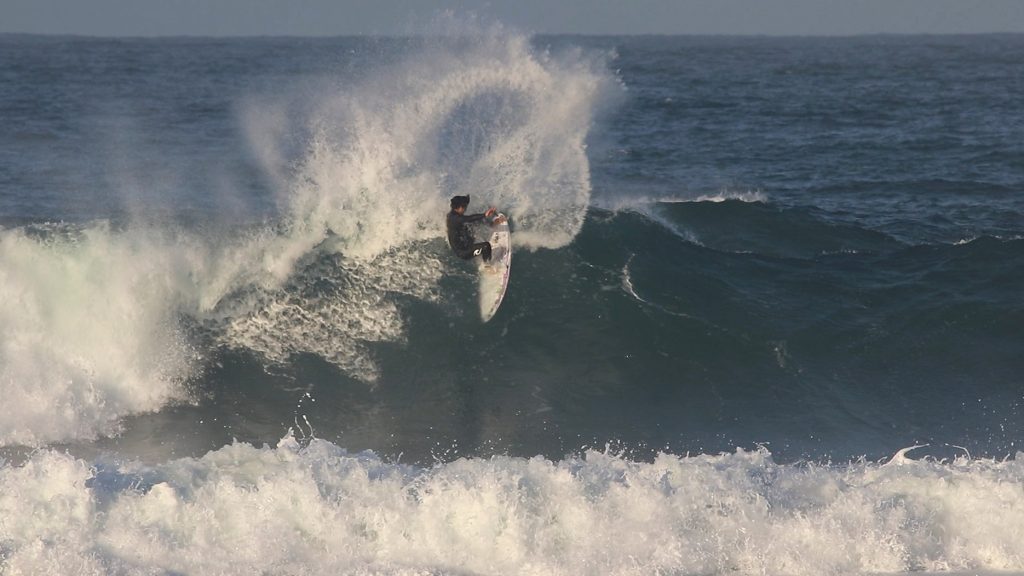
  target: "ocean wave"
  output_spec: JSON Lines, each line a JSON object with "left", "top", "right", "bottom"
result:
{"left": 0, "top": 26, "right": 617, "bottom": 445}
{"left": 1, "top": 436, "right": 1021, "bottom": 575}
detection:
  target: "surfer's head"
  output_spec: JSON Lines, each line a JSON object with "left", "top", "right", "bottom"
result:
{"left": 450, "top": 195, "right": 470, "bottom": 210}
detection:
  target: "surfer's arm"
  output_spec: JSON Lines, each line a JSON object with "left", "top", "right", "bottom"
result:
{"left": 454, "top": 213, "right": 488, "bottom": 224}
{"left": 481, "top": 207, "right": 508, "bottom": 224}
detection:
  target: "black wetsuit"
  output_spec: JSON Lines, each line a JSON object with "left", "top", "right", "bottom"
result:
{"left": 446, "top": 210, "right": 492, "bottom": 261}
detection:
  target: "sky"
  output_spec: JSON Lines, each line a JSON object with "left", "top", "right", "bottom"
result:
{"left": 3, "top": 0, "right": 1024, "bottom": 37}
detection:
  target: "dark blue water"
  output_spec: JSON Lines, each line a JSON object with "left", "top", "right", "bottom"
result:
{"left": 1, "top": 31, "right": 1023, "bottom": 575}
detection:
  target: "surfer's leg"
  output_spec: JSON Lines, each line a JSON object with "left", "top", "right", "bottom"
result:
{"left": 472, "top": 241, "right": 492, "bottom": 262}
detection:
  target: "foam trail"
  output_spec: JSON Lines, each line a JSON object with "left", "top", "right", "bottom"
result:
{"left": 217, "top": 248, "right": 446, "bottom": 381}
{"left": 1, "top": 437, "right": 1022, "bottom": 575}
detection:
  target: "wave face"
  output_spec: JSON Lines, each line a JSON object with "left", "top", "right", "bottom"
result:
{"left": 2, "top": 31, "right": 1024, "bottom": 576}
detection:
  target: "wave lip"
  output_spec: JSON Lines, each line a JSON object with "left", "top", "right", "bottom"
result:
{"left": 2, "top": 436, "right": 1022, "bottom": 575}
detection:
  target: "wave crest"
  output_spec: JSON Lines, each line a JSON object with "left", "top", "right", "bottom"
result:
{"left": 3, "top": 438, "right": 1022, "bottom": 575}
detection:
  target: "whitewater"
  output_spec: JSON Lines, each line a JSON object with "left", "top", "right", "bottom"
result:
{"left": 2, "top": 437, "right": 1022, "bottom": 575}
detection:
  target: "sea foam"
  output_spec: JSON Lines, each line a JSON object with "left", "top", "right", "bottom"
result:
{"left": 1, "top": 438, "right": 1022, "bottom": 576}
{"left": 0, "top": 224, "right": 196, "bottom": 446}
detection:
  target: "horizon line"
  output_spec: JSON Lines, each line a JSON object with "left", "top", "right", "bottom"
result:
{"left": 3, "top": 30, "right": 1024, "bottom": 40}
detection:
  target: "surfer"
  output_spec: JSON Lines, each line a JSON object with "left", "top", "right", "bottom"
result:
{"left": 446, "top": 195, "right": 506, "bottom": 262}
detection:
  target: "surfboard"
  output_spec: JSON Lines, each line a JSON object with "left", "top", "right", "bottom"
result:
{"left": 479, "top": 213, "right": 512, "bottom": 322}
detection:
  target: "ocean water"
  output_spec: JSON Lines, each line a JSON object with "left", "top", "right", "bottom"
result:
{"left": 1, "top": 27, "right": 1023, "bottom": 575}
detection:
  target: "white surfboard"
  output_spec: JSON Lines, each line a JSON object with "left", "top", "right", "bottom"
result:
{"left": 479, "top": 213, "right": 512, "bottom": 322}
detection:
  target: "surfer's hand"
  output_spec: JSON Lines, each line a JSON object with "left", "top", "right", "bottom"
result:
{"left": 485, "top": 207, "right": 496, "bottom": 218}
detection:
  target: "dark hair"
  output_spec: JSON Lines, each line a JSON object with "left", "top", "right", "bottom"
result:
{"left": 450, "top": 195, "right": 470, "bottom": 209}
